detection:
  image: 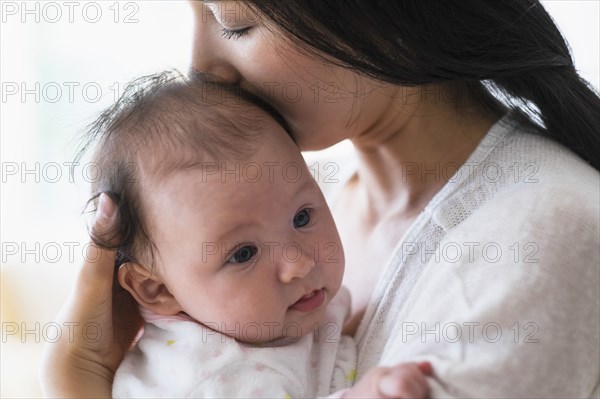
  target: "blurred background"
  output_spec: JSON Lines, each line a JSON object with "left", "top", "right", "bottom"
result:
{"left": 1, "top": 1, "right": 598, "bottom": 397}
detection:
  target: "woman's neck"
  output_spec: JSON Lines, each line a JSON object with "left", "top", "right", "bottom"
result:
{"left": 349, "top": 85, "right": 500, "bottom": 222}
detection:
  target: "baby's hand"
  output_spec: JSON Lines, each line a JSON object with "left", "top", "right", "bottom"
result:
{"left": 344, "top": 361, "right": 432, "bottom": 399}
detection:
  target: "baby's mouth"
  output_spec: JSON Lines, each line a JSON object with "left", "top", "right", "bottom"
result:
{"left": 289, "top": 288, "right": 325, "bottom": 312}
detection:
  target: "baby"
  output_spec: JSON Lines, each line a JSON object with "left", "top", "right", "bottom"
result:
{"left": 82, "top": 71, "right": 429, "bottom": 398}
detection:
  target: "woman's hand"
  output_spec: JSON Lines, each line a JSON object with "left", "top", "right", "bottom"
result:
{"left": 344, "top": 362, "right": 432, "bottom": 399}
{"left": 40, "top": 194, "right": 142, "bottom": 398}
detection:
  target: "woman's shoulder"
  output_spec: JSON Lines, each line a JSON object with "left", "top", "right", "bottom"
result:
{"left": 486, "top": 127, "right": 597, "bottom": 227}
{"left": 428, "top": 116, "right": 599, "bottom": 275}
{"left": 431, "top": 112, "right": 599, "bottom": 235}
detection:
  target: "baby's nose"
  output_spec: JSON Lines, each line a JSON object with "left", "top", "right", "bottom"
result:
{"left": 278, "top": 246, "right": 316, "bottom": 284}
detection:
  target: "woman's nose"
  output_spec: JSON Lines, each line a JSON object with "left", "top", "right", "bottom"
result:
{"left": 278, "top": 246, "right": 316, "bottom": 284}
{"left": 191, "top": 6, "right": 242, "bottom": 84}
{"left": 191, "top": 51, "right": 242, "bottom": 84}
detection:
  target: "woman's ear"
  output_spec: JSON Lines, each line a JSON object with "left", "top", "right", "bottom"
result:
{"left": 117, "top": 262, "right": 182, "bottom": 316}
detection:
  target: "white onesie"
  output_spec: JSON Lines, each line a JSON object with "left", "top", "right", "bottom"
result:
{"left": 113, "top": 287, "right": 357, "bottom": 398}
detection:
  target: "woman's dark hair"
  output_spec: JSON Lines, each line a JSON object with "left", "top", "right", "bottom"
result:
{"left": 247, "top": 0, "right": 600, "bottom": 170}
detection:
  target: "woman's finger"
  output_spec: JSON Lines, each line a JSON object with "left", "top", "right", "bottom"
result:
{"left": 73, "top": 192, "right": 119, "bottom": 308}
{"left": 40, "top": 194, "right": 131, "bottom": 397}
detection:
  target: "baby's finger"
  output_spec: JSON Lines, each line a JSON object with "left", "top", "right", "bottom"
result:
{"left": 417, "top": 361, "right": 433, "bottom": 376}
{"left": 344, "top": 367, "right": 389, "bottom": 399}
{"left": 378, "top": 364, "right": 430, "bottom": 399}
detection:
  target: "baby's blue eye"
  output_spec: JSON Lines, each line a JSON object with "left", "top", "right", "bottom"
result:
{"left": 227, "top": 245, "right": 257, "bottom": 264}
{"left": 293, "top": 209, "right": 311, "bottom": 228}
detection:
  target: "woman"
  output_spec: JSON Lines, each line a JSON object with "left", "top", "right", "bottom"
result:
{"left": 41, "top": 1, "right": 599, "bottom": 397}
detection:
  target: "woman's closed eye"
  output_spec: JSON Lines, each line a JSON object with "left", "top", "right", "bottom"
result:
{"left": 227, "top": 245, "right": 258, "bottom": 264}
{"left": 220, "top": 27, "right": 251, "bottom": 40}
{"left": 293, "top": 208, "right": 312, "bottom": 228}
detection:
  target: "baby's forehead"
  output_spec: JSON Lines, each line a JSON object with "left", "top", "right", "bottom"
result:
{"left": 108, "top": 79, "right": 294, "bottom": 185}
{"left": 135, "top": 100, "right": 287, "bottom": 179}
{"left": 186, "top": 81, "right": 292, "bottom": 139}
{"left": 165, "top": 85, "right": 289, "bottom": 142}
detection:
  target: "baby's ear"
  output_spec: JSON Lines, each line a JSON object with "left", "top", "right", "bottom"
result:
{"left": 118, "top": 262, "right": 182, "bottom": 316}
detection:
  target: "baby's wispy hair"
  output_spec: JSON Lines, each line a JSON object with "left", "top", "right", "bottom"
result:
{"left": 76, "top": 69, "right": 289, "bottom": 270}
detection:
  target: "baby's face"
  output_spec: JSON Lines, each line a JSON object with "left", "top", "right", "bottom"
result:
{"left": 144, "top": 114, "right": 345, "bottom": 343}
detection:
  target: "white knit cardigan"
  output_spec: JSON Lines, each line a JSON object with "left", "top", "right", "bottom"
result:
{"left": 319, "top": 112, "right": 600, "bottom": 398}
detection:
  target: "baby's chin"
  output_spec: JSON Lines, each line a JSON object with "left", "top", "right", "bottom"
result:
{"left": 232, "top": 328, "right": 309, "bottom": 347}
{"left": 237, "top": 313, "right": 330, "bottom": 346}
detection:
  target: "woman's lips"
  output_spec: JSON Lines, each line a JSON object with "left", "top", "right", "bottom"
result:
{"left": 289, "top": 289, "right": 325, "bottom": 312}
